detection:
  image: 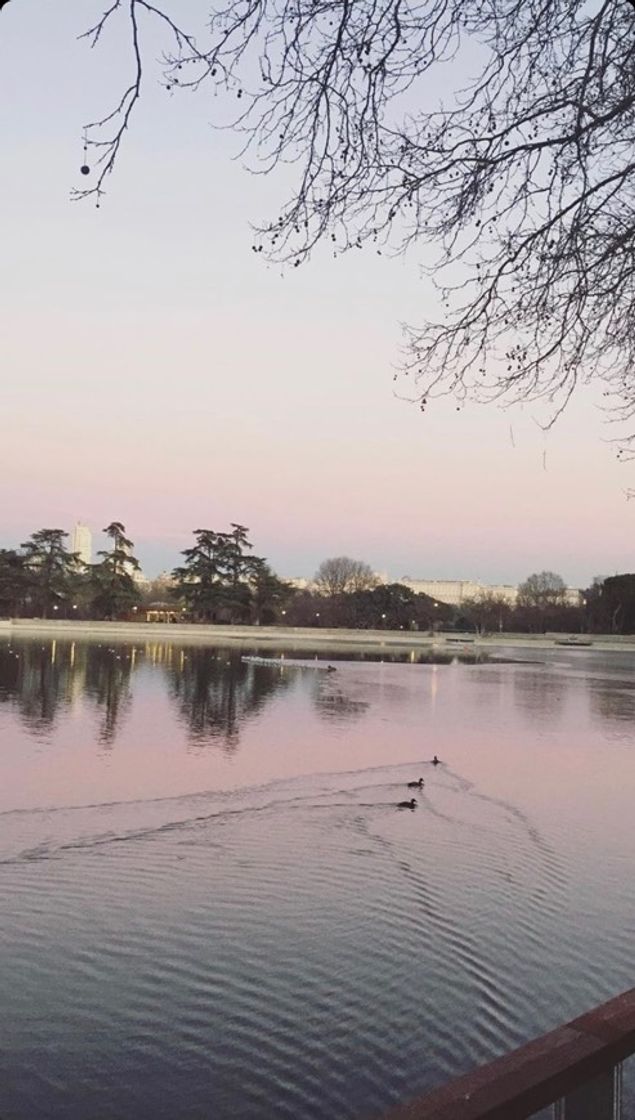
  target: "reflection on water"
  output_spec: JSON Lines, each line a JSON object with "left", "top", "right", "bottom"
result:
{"left": 0, "top": 640, "right": 135, "bottom": 742}
{"left": 313, "top": 675, "right": 371, "bottom": 723}
{"left": 1, "top": 638, "right": 635, "bottom": 1120}
{"left": 0, "top": 639, "right": 493, "bottom": 750}
{"left": 590, "top": 678, "right": 635, "bottom": 724}
{"left": 512, "top": 668, "right": 566, "bottom": 726}
{"left": 164, "top": 647, "right": 293, "bottom": 750}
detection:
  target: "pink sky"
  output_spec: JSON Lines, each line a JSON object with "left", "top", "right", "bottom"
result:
{"left": 1, "top": 2, "right": 632, "bottom": 586}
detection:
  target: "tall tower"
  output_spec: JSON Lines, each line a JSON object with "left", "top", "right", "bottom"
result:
{"left": 71, "top": 522, "right": 92, "bottom": 567}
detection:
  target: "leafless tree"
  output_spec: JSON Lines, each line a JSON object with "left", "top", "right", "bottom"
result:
{"left": 314, "top": 556, "right": 378, "bottom": 596}
{"left": 517, "top": 570, "right": 567, "bottom": 609}
{"left": 6, "top": 0, "right": 635, "bottom": 437}
{"left": 460, "top": 592, "right": 513, "bottom": 635}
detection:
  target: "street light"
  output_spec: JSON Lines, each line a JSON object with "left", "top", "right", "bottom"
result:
{"left": 53, "top": 605, "right": 59, "bottom": 612}
{"left": 72, "top": 604, "right": 78, "bottom": 611}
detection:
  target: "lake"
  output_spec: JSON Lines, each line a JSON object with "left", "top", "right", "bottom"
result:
{"left": 1, "top": 635, "right": 634, "bottom": 1118}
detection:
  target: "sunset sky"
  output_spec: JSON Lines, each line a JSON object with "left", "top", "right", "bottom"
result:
{"left": 1, "top": 1, "right": 632, "bottom": 587}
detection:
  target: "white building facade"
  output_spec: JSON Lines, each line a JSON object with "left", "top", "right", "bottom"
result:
{"left": 399, "top": 578, "right": 581, "bottom": 607}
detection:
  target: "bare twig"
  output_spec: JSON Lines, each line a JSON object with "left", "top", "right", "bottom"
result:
{"left": 71, "top": 0, "right": 635, "bottom": 444}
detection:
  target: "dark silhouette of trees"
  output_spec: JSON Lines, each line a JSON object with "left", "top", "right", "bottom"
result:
{"left": 594, "top": 574, "right": 635, "bottom": 633}
{"left": 172, "top": 524, "right": 284, "bottom": 622}
{"left": 517, "top": 571, "right": 567, "bottom": 610}
{"left": 52, "top": 0, "right": 635, "bottom": 437}
{"left": 460, "top": 593, "right": 514, "bottom": 635}
{"left": 344, "top": 582, "right": 448, "bottom": 630}
{"left": 172, "top": 526, "right": 250, "bottom": 621}
{"left": 583, "top": 575, "right": 611, "bottom": 632}
{"left": 516, "top": 570, "right": 584, "bottom": 632}
{"left": 0, "top": 550, "right": 29, "bottom": 617}
{"left": 314, "top": 557, "right": 378, "bottom": 597}
{"left": 88, "top": 522, "right": 142, "bottom": 620}
{"left": 249, "top": 560, "right": 292, "bottom": 624}
{"left": 286, "top": 581, "right": 451, "bottom": 630}
{"left": 20, "top": 529, "right": 80, "bottom": 618}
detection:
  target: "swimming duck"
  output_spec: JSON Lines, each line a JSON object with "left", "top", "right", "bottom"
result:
{"left": 432, "top": 755, "right": 441, "bottom": 765}
{"left": 397, "top": 798, "right": 417, "bottom": 810}
{"left": 407, "top": 777, "right": 424, "bottom": 788}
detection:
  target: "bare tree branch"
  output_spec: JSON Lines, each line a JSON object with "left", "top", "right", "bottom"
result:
{"left": 70, "top": 0, "right": 635, "bottom": 444}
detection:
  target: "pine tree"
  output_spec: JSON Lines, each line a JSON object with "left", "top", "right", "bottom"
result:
{"left": 88, "top": 522, "right": 141, "bottom": 620}
{"left": 21, "top": 529, "right": 79, "bottom": 618}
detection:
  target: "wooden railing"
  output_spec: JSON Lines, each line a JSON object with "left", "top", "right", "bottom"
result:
{"left": 379, "top": 988, "right": 635, "bottom": 1120}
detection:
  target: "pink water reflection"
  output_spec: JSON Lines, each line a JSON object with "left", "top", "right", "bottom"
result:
{"left": 2, "top": 640, "right": 635, "bottom": 834}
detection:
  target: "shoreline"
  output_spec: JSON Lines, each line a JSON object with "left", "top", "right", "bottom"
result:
{"left": 2, "top": 618, "right": 635, "bottom": 653}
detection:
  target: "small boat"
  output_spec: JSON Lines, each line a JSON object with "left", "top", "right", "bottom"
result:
{"left": 446, "top": 636, "right": 475, "bottom": 644}
{"left": 554, "top": 637, "right": 593, "bottom": 647}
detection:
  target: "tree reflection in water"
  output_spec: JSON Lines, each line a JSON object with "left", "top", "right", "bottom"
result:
{"left": 0, "top": 639, "right": 136, "bottom": 743}
{"left": 0, "top": 639, "right": 496, "bottom": 749}
{"left": 164, "top": 647, "right": 292, "bottom": 751}
{"left": 83, "top": 645, "right": 135, "bottom": 745}
{"left": 0, "top": 640, "right": 63, "bottom": 733}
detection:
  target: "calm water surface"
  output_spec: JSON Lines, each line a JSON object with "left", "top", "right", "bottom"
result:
{"left": 1, "top": 637, "right": 634, "bottom": 1118}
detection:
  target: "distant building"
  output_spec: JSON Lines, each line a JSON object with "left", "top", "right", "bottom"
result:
{"left": 71, "top": 522, "right": 92, "bottom": 567}
{"left": 399, "top": 577, "right": 581, "bottom": 607}
{"left": 286, "top": 577, "right": 312, "bottom": 591}
{"left": 285, "top": 572, "right": 581, "bottom": 607}
{"left": 399, "top": 578, "right": 482, "bottom": 605}
{"left": 131, "top": 569, "right": 151, "bottom": 587}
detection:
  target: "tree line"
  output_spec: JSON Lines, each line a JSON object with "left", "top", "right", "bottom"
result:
{"left": 2, "top": 531, "right": 635, "bottom": 633}
{"left": 0, "top": 522, "right": 288, "bottom": 624}
{"left": 0, "top": 523, "right": 143, "bottom": 621}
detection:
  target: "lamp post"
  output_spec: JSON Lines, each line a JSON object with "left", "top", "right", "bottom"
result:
{"left": 315, "top": 611, "right": 320, "bottom": 627}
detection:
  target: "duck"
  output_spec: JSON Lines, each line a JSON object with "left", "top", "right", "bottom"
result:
{"left": 397, "top": 798, "right": 417, "bottom": 810}
{"left": 432, "top": 755, "right": 441, "bottom": 765}
{"left": 407, "top": 777, "right": 424, "bottom": 788}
